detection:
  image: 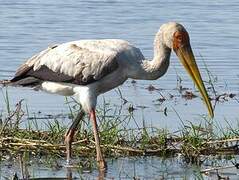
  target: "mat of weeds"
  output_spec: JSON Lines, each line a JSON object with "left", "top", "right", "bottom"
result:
{"left": 1, "top": 95, "right": 239, "bottom": 167}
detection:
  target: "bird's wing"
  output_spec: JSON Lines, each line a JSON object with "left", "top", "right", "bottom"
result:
{"left": 12, "top": 43, "right": 119, "bottom": 85}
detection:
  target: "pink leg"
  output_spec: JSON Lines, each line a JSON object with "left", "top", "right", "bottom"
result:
{"left": 90, "top": 109, "right": 107, "bottom": 170}
{"left": 65, "top": 110, "right": 85, "bottom": 164}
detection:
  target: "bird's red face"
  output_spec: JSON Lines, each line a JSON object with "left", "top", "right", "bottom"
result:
{"left": 173, "top": 31, "right": 190, "bottom": 51}
{"left": 172, "top": 30, "right": 214, "bottom": 118}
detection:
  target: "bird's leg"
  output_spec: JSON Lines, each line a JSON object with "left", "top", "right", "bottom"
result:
{"left": 64, "top": 110, "right": 85, "bottom": 165}
{"left": 90, "top": 109, "right": 107, "bottom": 171}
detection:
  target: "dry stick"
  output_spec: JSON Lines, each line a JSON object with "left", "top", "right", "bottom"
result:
{"left": 201, "top": 165, "right": 236, "bottom": 173}
{"left": 2, "top": 140, "right": 177, "bottom": 155}
{"left": 7, "top": 142, "right": 65, "bottom": 149}
{"left": 2, "top": 136, "right": 239, "bottom": 157}
{"left": 89, "top": 140, "right": 144, "bottom": 153}
{"left": 205, "top": 137, "right": 239, "bottom": 144}
{"left": 104, "top": 144, "right": 144, "bottom": 153}
{"left": 1, "top": 137, "right": 48, "bottom": 143}
{"left": 1, "top": 137, "right": 88, "bottom": 148}
{"left": 72, "top": 138, "right": 88, "bottom": 145}
{"left": 89, "top": 139, "right": 144, "bottom": 153}
{"left": 90, "top": 140, "right": 178, "bottom": 154}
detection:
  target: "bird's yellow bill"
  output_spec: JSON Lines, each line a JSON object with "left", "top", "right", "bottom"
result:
{"left": 176, "top": 45, "right": 214, "bottom": 118}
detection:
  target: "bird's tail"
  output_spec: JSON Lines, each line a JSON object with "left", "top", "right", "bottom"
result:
{"left": 1, "top": 77, "right": 42, "bottom": 89}
{"left": 0, "top": 80, "right": 11, "bottom": 87}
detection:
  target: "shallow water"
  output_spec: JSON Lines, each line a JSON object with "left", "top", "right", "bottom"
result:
{"left": 1, "top": 156, "right": 239, "bottom": 179}
{"left": 0, "top": 0, "right": 239, "bottom": 179}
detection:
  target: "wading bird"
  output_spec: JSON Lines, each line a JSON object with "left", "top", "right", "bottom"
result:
{"left": 1, "top": 22, "right": 214, "bottom": 170}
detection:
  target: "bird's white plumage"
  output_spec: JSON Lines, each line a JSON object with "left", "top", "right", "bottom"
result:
{"left": 24, "top": 39, "right": 141, "bottom": 79}
{"left": 41, "top": 81, "right": 75, "bottom": 96}
{"left": 41, "top": 81, "right": 98, "bottom": 112}
{"left": 33, "top": 39, "right": 144, "bottom": 112}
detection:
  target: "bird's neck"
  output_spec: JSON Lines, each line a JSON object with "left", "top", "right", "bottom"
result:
{"left": 139, "top": 31, "right": 171, "bottom": 80}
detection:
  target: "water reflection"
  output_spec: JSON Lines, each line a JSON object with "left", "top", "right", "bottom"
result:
{"left": 66, "top": 167, "right": 72, "bottom": 180}
{"left": 66, "top": 164, "right": 107, "bottom": 180}
{"left": 2, "top": 156, "right": 239, "bottom": 179}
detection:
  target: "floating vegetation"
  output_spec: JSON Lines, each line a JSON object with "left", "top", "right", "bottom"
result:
{"left": 182, "top": 91, "right": 197, "bottom": 99}
{"left": 0, "top": 90, "right": 239, "bottom": 166}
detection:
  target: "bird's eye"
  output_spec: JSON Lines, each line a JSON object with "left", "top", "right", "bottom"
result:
{"left": 176, "top": 35, "right": 182, "bottom": 42}
{"left": 173, "top": 31, "right": 189, "bottom": 50}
